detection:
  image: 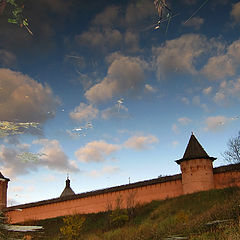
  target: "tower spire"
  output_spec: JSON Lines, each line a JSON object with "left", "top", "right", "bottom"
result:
{"left": 176, "top": 134, "right": 216, "bottom": 164}
{"left": 60, "top": 176, "right": 75, "bottom": 198}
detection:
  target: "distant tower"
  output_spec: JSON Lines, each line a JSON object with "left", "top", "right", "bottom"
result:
{"left": 176, "top": 133, "right": 216, "bottom": 194}
{"left": 60, "top": 176, "right": 75, "bottom": 198}
{"left": 0, "top": 172, "right": 10, "bottom": 209}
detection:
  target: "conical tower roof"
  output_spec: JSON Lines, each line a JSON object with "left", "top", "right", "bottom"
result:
{"left": 176, "top": 133, "right": 216, "bottom": 164}
{"left": 60, "top": 177, "right": 75, "bottom": 197}
{"left": 0, "top": 171, "right": 10, "bottom": 182}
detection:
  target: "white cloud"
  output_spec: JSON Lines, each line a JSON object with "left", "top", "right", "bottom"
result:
{"left": 125, "top": 0, "right": 155, "bottom": 27}
{"left": 214, "top": 91, "right": 226, "bottom": 103}
{"left": 228, "top": 39, "right": 240, "bottom": 62}
{"left": 3, "top": 136, "right": 20, "bottom": 145}
{"left": 202, "top": 39, "right": 240, "bottom": 80}
{"left": 88, "top": 165, "right": 120, "bottom": 178}
{"left": 203, "top": 86, "right": 212, "bottom": 95}
{"left": 124, "top": 31, "right": 140, "bottom": 53}
{"left": 124, "top": 135, "right": 159, "bottom": 150}
{"left": 153, "top": 34, "right": 209, "bottom": 79}
{"left": 69, "top": 103, "right": 99, "bottom": 122}
{"left": 231, "top": 2, "right": 240, "bottom": 23}
{"left": 0, "top": 49, "right": 16, "bottom": 67}
{"left": 75, "top": 140, "right": 121, "bottom": 163}
{"left": 75, "top": 28, "right": 122, "bottom": 50}
{"left": 33, "top": 139, "right": 79, "bottom": 173}
{"left": 178, "top": 117, "right": 191, "bottom": 125}
{"left": 85, "top": 56, "right": 148, "bottom": 103}
{"left": 11, "top": 186, "right": 24, "bottom": 192}
{"left": 182, "top": 17, "right": 204, "bottom": 30}
{"left": 0, "top": 68, "right": 60, "bottom": 123}
{"left": 204, "top": 116, "right": 229, "bottom": 132}
{"left": 214, "top": 78, "right": 240, "bottom": 104}
{"left": 181, "top": 97, "right": 190, "bottom": 105}
{"left": 0, "top": 144, "right": 38, "bottom": 177}
{"left": 192, "top": 96, "right": 208, "bottom": 111}
{"left": 172, "top": 141, "right": 179, "bottom": 148}
{"left": 172, "top": 124, "right": 180, "bottom": 134}
{"left": 144, "top": 84, "right": 157, "bottom": 93}
{"left": 202, "top": 55, "right": 235, "bottom": 79}
{"left": 43, "top": 175, "right": 56, "bottom": 182}
{"left": 101, "top": 104, "right": 129, "bottom": 120}
{"left": 92, "top": 6, "right": 120, "bottom": 27}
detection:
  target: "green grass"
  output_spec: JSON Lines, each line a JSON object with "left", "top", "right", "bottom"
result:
{"left": 11, "top": 187, "right": 240, "bottom": 240}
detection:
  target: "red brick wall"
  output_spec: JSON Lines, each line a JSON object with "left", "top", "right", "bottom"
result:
{"left": 214, "top": 171, "right": 240, "bottom": 189}
{"left": 7, "top": 179, "right": 183, "bottom": 224}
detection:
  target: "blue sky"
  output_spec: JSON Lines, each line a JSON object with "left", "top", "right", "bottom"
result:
{"left": 0, "top": 0, "right": 240, "bottom": 206}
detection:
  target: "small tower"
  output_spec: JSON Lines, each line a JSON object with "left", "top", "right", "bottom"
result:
{"left": 60, "top": 176, "right": 75, "bottom": 198}
{"left": 176, "top": 133, "right": 216, "bottom": 194}
{"left": 0, "top": 172, "right": 10, "bottom": 209}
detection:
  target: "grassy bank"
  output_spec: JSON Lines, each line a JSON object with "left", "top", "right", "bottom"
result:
{"left": 9, "top": 187, "right": 240, "bottom": 239}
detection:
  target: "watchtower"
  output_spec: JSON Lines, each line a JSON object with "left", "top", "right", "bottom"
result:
{"left": 0, "top": 172, "right": 10, "bottom": 209}
{"left": 176, "top": 133, "right": 216, "bottom": 194}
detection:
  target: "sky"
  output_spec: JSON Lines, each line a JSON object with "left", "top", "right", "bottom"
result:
{"left": 0, "top": 0, "right": 240, "bottom": 206}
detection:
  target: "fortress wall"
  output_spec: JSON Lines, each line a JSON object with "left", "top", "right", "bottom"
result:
{"left": 214, "top": 171, "right": 240, "bottom": 189}
{"left": 213, "top": 164, "right": 240, "bottom": 189}
{"left": 7, "top": 179, "right": 183, "bottom": 224}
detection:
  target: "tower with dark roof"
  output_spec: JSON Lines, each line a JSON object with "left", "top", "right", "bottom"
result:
{"left": 0, "top": 172, "right": 10, "bottom": 209}
{"left": 176, "top": 133, "right": 217, "bottom": 194}
{"left": 60, "top": 177, "right": 75, "bottom": 198}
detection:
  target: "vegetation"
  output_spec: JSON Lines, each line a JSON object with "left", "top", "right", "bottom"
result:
{"left": 11, "top": 187, "right": 240, "bottom": 239}
{"left": 0, "top": 211, "right": 8, "bottom": 240}
{"left": 223, "top": 131, "right": 240, "bottom": 163}
{"left": 60, "top": 215, "right": 85, "bottom": 240}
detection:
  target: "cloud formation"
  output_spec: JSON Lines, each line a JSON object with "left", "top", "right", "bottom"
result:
{"left": 124, "top": 135, "right": 159, "bottom": 150}
{"left": 92, "top": 6, "right": 120, "bottom": 27}
{"left": 101, "top": 104, "right": 129, "bottom": 120}
{"left": 178, "top": 117, "right": 191, "bottom": 125}
{"left": 172, "top": 124, "right": 180, "bottom": 134}
{"left": 125, "top": 0, "right": 155, "bottom": 27}
{"left": 202, "top": 39, "right": 240, "bottom": 80}
{"left": 0, "top": 50, "right": 16, "bottom": 67}
{"left": 33, "top": 139, "right": 79, "bottom": 173}
{"left": 0, "top": 138, "right": 79, "bottom": 178}
{"left": 76, "top": 28, "right": 122, "bottom": 51}
{"left": 203, "top": 86, "right": 212, "bottom": 95}
{"left": 182, "top": 17, "right": 204, "bottom": 30}
{"left": 153, "top": 34, "right": 208, "bottom": 79}
{"left": 0, "top": 68, "right": 60, "bottom": 123}
{"left": 204, "top": 116, "right": 228, "bottom": 132}
{"left": 144, "top": 84, "right": 157, "bottom": 93}
{"left": 0, "top": 143, "right": 37, "bottom": 177}
{"left": 124, "top": 31, "right": 140, "bottom": 53}
{"left": 214, "top": 78, "right": 240, "bottom": 104}
{"left": 231, "top": 2, "right": 240, "bottom": 23}
{"left": 192, "top": 96, "right": 208, "bottom": 111}
{"left": 88, "top": 165, "right": 120, "bottom": 178}
{"left": 75, "top": 140, "right": 121, "bottom": 163}
{"left": 70, "top": 103, "right": 99, "bottom": 122}
{"left": 153, "top": 34, "right": 226, "bottom": 80}
{"left": 85, "top": 56, "right": 148, "bottom": 102}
